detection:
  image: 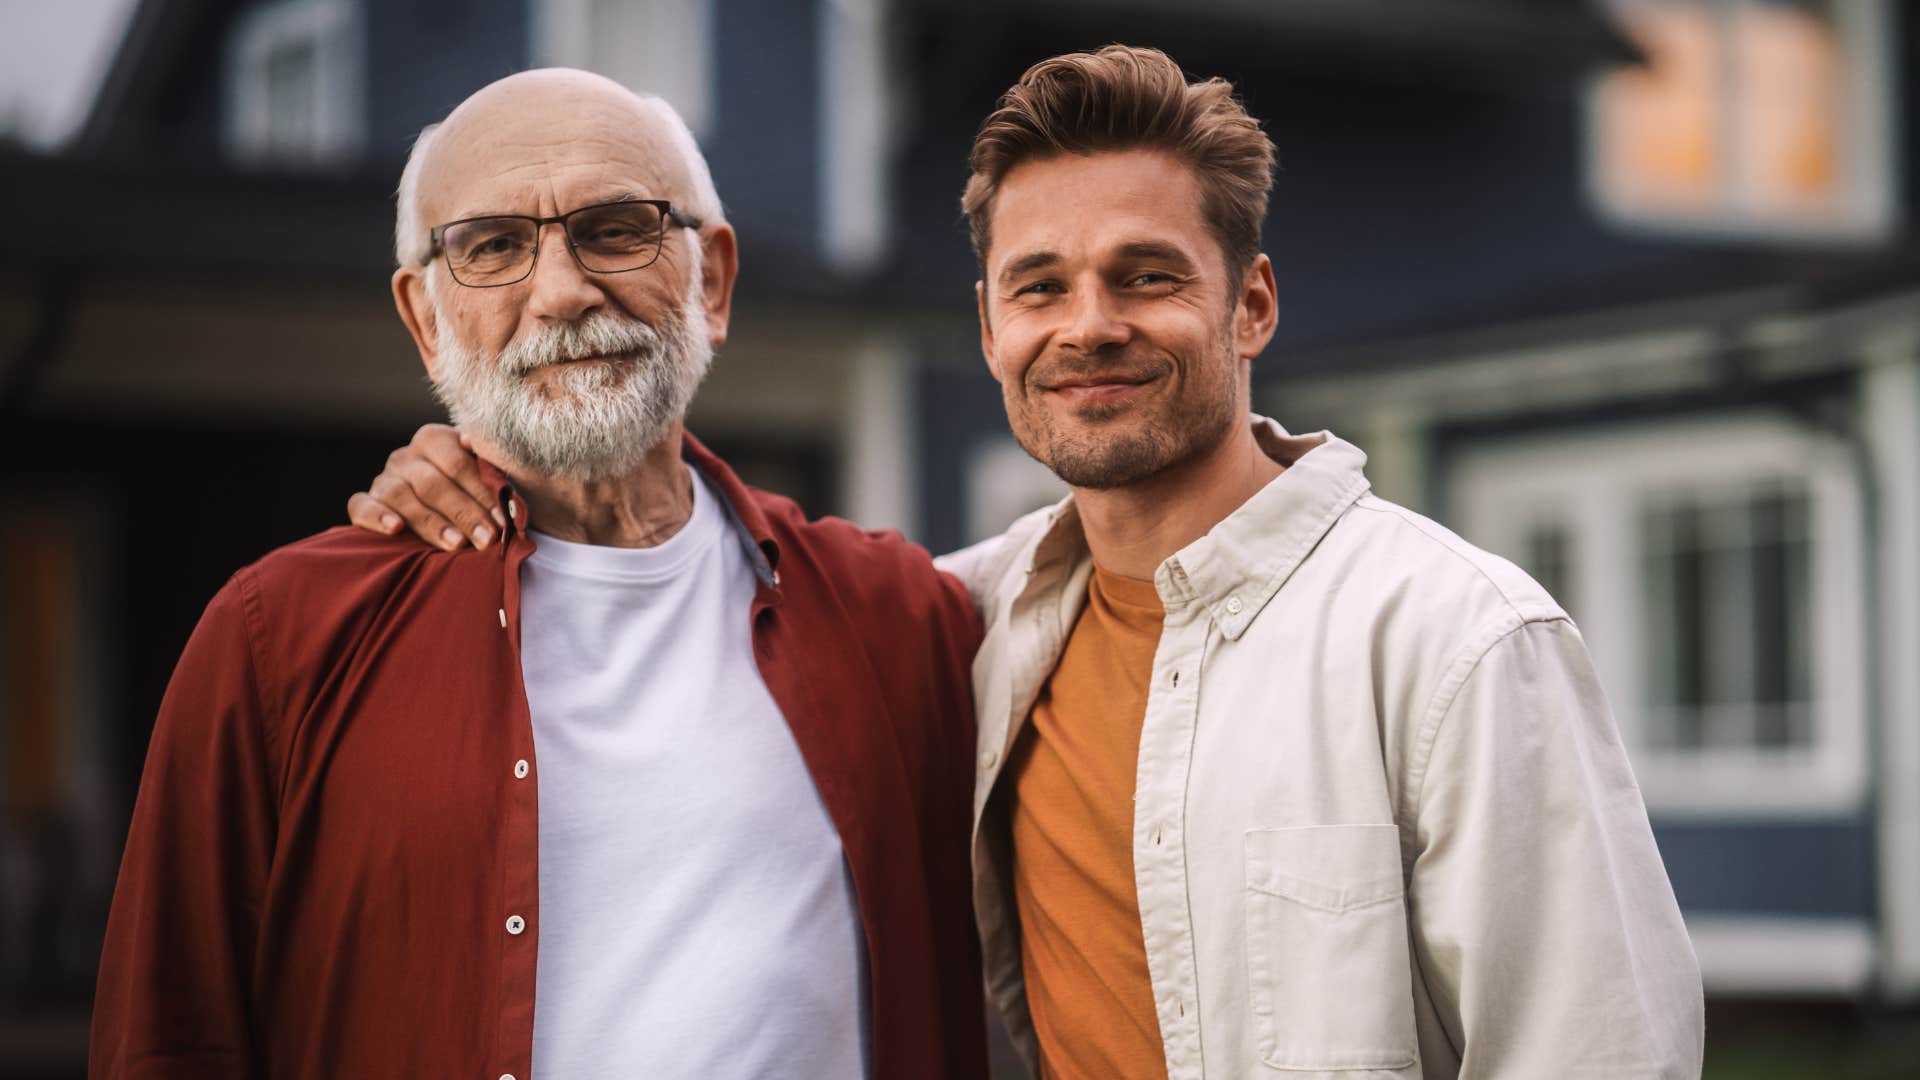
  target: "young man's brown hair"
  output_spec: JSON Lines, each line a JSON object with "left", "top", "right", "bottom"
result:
{"left": 961, "top": 44, "right": 1278, "bottom": 282}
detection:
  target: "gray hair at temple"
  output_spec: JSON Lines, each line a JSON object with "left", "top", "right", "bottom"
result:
{"left": 391, "top": 88, "right": 726, "bottom": 269}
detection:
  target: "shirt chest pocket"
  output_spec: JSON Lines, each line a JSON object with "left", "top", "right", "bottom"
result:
{"left": 1244, "top": 824, "right": 1419, "bottom": 1076}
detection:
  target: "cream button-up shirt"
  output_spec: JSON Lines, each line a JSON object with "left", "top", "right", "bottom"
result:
{"left": 939, "top": 419, "right": 1703, "bottom": 1080}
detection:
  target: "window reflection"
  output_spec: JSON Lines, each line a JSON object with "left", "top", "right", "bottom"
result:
{"left": 1592, "top": 0, "right": 1884, "bottom": 236}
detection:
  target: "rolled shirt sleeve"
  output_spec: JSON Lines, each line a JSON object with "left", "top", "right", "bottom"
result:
{"left": 91, "top": 574, "right": 277, "bottom": 1079}
{"left": 1406, "top": 617, "right": 1704, "bottom": 1079}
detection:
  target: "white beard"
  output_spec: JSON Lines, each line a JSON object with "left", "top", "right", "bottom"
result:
{"left": 428, "top": 262, "right": 713, "bottom": 481}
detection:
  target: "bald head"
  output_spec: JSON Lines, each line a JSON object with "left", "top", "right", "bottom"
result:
{"left": 394, "top": 69, "right": 722, "bottom": 267}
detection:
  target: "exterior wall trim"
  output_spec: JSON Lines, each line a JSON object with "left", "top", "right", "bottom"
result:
{"left": 1865, "top": 348, "right": 1920, "bottom": 1001}
{"left": 1687, "top": 915, "right": 1876, "bottom": 996}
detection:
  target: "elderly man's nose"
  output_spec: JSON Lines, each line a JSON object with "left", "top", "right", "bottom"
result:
{"left": 525, "top": 224, "right": 603, "bottom": 322}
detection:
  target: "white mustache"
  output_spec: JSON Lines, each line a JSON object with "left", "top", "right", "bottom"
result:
{"left": 498, "top": 312, "right": 666, "bottom": 376}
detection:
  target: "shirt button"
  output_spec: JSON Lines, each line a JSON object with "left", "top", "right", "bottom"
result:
{"left": 505, "top": 915, "right": 525, "bottom": 935}
{"left": 513, "top": 759, "right": 529, "bottom": 779}
{"left": 500, "top": 1074, "right": 517, "bottom": 1080}
{"left": 1225, "top": 595, "right": 1244, "bottom": 615}
{"left": 980, "top": 749, "right": 998, "bottom": 769}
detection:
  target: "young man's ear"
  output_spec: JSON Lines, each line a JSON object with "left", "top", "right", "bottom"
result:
{"left": 393, "top": 265, "right": 443, "bottom": 381}
{"left": 976, "top": 281, "right": 1003, "bottom": 384}
{"left": 1233, "top": 253, "right": 1279, "bottom": 362}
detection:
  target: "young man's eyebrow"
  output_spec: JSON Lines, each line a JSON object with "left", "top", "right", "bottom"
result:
{"left": 998, "top": 250, "right": 1061, "bottom": 284}
{"left": 1115, "top": 240, "right": 1198, "bottom": 267}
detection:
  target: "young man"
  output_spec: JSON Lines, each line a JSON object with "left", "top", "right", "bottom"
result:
{"left": 349, "top": 47, "right": 1703, "bottom": 1080}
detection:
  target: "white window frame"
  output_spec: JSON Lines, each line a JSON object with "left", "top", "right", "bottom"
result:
{"left": 224, "top": 0, "right": 366, "bottom": 166}
{"left": 532, "top": 0, "right": 715, "bottom": 138}
{"left": 1584, "top": 0, "right": 1899, "bottom": 244}
{"left": 1450, "top": 415, "right": 1868, "bottom": 818}
{"left": 819, "top": 0, "right": 898, "bottom": 271}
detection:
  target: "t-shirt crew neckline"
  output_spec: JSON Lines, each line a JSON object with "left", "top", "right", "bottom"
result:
{"left": 1090, "top": 563, "right": 1163, "bottom": 614}
{"left": 524, "top": 465, "right": 721, "bottom": 584}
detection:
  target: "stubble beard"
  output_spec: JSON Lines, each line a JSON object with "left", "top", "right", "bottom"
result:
{"left": 1010, "top": 340, "right": 1241, "bottom": 491}
{"left": 427, "top": 264, "right": 713, "bottom": 481}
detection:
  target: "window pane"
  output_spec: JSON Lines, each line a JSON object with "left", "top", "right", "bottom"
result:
{"left": 1638, "top": 478, "right": 1814, "bottom": 753}
{"left": 1705, "top": 498, "right": 1757, "bottom": 746}
{"left": 1735, "top": 0, "right": 1842, "bottom": 215}
{"left": 263, "top": 38, "right": 319, "bottom": 157}
{"left": 1748, "top": 481, "right": 1813, "bottom": 746}
{"left": 1642, "top": 497, "right": 1708, "bottom": 749}
{"left": 1597, "top": 1, "right": 1725, "bottom": 211}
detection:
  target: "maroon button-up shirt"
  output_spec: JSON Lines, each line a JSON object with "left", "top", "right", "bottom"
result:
{"left": 91, "top": 435, "right": 987, "bottom": 1079}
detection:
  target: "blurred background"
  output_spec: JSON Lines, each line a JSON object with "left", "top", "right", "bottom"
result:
{"left": 2, "top": 0, "right": 1919, "bottom": 1076}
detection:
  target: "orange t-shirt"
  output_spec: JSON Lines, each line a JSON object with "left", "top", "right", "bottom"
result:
{"left": 1007, "top": 565, "right": 1167, "bottom": 1080}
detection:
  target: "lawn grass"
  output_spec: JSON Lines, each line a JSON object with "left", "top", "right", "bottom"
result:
{"left": 1703, "top": 1000, "right": 1920, "bottom": 1080}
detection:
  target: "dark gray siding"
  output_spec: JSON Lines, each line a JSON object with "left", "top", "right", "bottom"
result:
{"left": 365, "top": 0, "right": 532, "bottom": 162}
{"left": 1655, "top": 819, "right": 1878, "bottom": 920}
{"left": 707, "top": 0, "right": 823, "bottom": 266}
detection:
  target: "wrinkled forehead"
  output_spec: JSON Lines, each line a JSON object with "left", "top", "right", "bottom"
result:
{"left": 423, "top": 89, "right": 693, "bottom": 223}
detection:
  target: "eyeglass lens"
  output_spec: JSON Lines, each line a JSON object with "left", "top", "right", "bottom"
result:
{"left": 440, "top": 202, "right": 669, "bottom": 286}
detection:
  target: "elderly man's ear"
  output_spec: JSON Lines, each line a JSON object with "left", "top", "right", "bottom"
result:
{"left": 392, "top": 266, "right": 443, "bottom": 381}
{"left": 695, "top": 224, "right": 739, "bottom": 350}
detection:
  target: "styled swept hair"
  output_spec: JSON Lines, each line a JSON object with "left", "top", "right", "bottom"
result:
{"left": 962, "top": 45, "right": 1277, "bottom": 282}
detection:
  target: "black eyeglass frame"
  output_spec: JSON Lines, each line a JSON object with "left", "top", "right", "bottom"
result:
{"left": 426, "top": 199, "right": 704, "bottom": 288}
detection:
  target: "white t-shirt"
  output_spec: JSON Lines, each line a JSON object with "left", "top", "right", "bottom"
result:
{"left": 519, "top": 467, "right": 868, "bottom": 1079}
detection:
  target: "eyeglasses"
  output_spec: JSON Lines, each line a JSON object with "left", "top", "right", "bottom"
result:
{"left": 427, "top": 199, "right": 703, "bottom": 288}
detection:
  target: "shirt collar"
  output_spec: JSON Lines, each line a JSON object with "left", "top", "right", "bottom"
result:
{"left": 476, "top": 456, "right": 522, "bottom": 536}
{"left": 476, "top": 432, "right": 783, "bottom": 590}
{"left": 1024, "top": 416, "right": 1372, "bottom": 640}
{"left": 683, "top": 432, "right": 783, "bottom": 588}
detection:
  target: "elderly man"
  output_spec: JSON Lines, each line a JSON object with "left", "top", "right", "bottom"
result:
{"left": 353, "top": 48, "right": 1704, "bottom": 1080}
{"left": 91, "top": 70, "right": 986, "bottom": 1080}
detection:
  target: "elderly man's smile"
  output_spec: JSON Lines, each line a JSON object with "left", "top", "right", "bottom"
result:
{"left": 520, "top": 352, "right": 635, "bottom": 376}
